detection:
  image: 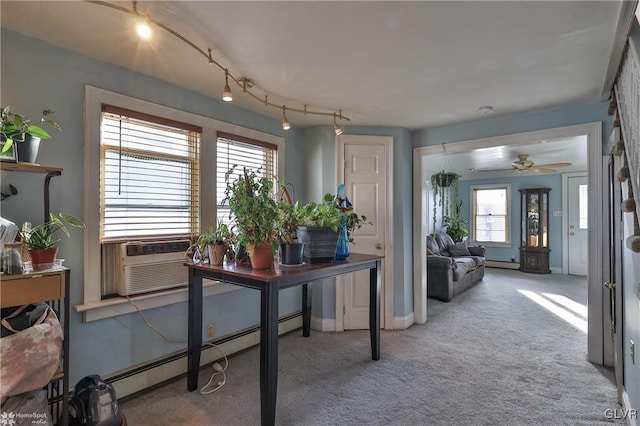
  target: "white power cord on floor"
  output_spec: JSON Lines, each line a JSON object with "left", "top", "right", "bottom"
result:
{"left": 125, "top": 295, "right": 229, "bottom": 395}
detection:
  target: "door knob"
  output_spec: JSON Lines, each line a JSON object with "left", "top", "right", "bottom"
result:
{"left": 570, "top": 225, "right": 575, "bottom": 229}
{"left": 569, "top": 232, "right": 575, "bottom": 236}
{"left": 604, "top": 282, "right": 616, "bottom": 290}
{"left": 375, "top": 243, "right": 383, "bottom": 250}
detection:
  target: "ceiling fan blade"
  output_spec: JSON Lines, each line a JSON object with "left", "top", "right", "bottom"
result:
{"left": 528, "top": 167, "right": 557, "bottom": 173}
{"left": 533, "top": 162, "right": 571, "bottom": 169}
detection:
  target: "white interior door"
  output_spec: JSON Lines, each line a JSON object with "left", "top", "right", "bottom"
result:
{"left": 567, "top": 175, "right": 589, "bottom": 276}
{"left": 343, "top": 142, "right": 387, "bottom": 330}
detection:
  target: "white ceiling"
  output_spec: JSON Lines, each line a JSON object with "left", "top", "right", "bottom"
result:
{"left": 0, "top": 1, "right": 635, "bottom": 131}
{"left": 424, "top": 135, "right": 589, "bottom": 181}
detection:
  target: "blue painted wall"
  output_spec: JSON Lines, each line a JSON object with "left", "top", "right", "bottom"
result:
{"left": 458, "top": 174, "right": 563, "bottom": 267}
{"left": 0, "top": 28, "right": 306, "bottom": 384}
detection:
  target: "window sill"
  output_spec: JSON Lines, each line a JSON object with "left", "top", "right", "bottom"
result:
{"left": 74, "top": 279, "right": 239, "bottom": 322}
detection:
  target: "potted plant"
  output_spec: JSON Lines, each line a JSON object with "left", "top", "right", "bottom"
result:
{"left": 297, "top": 192, "right": 369, "bottom": 262}
{"left": 1, "top": 106, "right": 62, "bottom": 163}
{"left": 277, "top": 193, "right": 307, "bottom": 265}
{"left": 188, "top": 222, "right": 233, "bottom": 265}
{"left": 443, "top": 200, "right": 469, "bottom": 243}
{"left": 223, "top": 167, "right": 279, "bottom": 269}
{"left": 20, "top": 212, "right": 85, "bottom": 271}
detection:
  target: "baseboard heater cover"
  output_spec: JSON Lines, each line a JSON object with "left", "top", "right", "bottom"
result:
{"left": 106, "top": 312, "right": 302, "bottom": 402}
{"left": 485, "top": 260, "right": 520, "bottom": 270}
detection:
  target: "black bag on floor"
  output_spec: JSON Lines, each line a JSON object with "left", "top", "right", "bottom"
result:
{"left": 68, "top": 375, "right": 120, "bottom": 426}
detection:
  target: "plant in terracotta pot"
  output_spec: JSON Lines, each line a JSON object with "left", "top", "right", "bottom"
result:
{"left": 20, "top": 212, "right": 85, "bottom": 271}
{"left": 188, "top": 222, "right": 233, "bottom": 265}
{"left": 1, "top": 106, "right": 62, "bottom": 163}
{"left": 223, "top": 167, "right": 279, "bottom": 269}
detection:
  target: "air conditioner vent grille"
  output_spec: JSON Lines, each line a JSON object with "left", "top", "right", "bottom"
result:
{"left": 124, "top": 260, "right": 188, "bottom": 295}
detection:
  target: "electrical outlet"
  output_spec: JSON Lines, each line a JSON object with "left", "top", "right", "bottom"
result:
{"left": 631, "top": 340, "right": 635, "bottom": 365}
{"left": 207, "top": 323, "right": 215, "bottom": 339}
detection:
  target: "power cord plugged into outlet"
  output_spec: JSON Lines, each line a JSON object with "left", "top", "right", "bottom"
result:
{"left": 125, "top": 295, "right": 229, "bottom": 395}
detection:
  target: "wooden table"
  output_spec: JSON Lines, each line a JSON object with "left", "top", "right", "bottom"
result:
{"left": 185, "top": 253, "right": 383, "bottom": 426}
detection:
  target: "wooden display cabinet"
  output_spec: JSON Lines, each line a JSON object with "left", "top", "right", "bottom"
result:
{"left": 519, "top": 188, "right": 551, "bottom": 273}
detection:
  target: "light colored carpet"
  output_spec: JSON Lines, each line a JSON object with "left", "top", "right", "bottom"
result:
{"left": 120, "top": 269, "right": 623, "bottom": 425}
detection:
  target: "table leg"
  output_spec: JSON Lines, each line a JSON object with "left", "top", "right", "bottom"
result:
{"left": 187, "top": 269, "right": 203, "bottom": 391}
{"left": 369, "top": 260, "right": 381, "bottom": 360}
{"left": 302, "top": 283, "right": 311, "bottom": 337}
{"left": 260, "top": 281, "right": 279, "bottom": 426}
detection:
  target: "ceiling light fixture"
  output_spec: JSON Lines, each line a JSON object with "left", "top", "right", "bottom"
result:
{"left": 282, "top": 106, "right": 290, "bottom": 130}
{"left": 87, "top": 0, "right": 350, "bottom": 131}
{"left": 333, "top": 113, "right": 343, "bottom": 136}
{"left": 222, "top": 69, "right": 233, "bottom": 102}
{"left": 478, "top": 105, "right": 495, "bottom": 115}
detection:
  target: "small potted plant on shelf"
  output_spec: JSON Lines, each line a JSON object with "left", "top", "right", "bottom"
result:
{"left": 1, "top": 106, "right": 62, "bottom": 164}
{"left": 223, "top": 167, "right": 279, "bottom": 269}
{"left": 188, "top": 222, "right": 233, "bottom": 266}
{"left": 277, "top": 186, "right": 307, "bottom": 265}
{"left": 20, "top": 212, "right": 85, "bottom": 271}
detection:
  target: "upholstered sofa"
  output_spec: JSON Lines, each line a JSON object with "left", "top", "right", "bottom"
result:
{"left": 427, "top": 233, "right": 486, "bottom": 302}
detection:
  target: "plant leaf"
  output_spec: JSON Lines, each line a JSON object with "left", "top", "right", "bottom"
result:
{"left": 1, "top": 138, "right": 13, "bottom": 153}
{"left": 27, "top": 125, "right": 52, "bottom": 139}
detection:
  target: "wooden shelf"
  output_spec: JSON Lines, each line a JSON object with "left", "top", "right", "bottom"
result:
{"left": 0, "top": 162, "right": 63, "bottom": 174}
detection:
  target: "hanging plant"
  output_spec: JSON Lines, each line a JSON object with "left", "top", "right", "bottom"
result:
{"left": 430, "top": 170, "right": 459, "bottom": 232}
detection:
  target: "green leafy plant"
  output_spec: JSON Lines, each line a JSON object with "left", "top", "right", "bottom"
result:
{"left": 1, "top": 106, "right": 62, "bottom": 154}
{"left": 301, "top": 193, "right": 370, "bottom": 243}
{"left": 223, "top": 166, "right": 280, "bottom": 254}
{"left": 21, "top": 212, "right": 86, "bottom": 250}
{"left": 443, "top": 200, "right": 469, "bottom": 243}
{"left": 277, "top": 199, "right": 307, "bottom": 244}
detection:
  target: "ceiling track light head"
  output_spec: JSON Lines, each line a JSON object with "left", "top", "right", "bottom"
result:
{"left": 282, "top": 106, "right": 290, "bottom": 130}
{"left": 238, "top": 77, "right": 253, "bottom": 92}
{"left": 207, "top": 48, "right": 214, "bottom": 65}
{"left": 333, "top": 113, "right": 344, "bottom": 135}
{"left": 222, "top": 69, "right": 233, "bottom": 102}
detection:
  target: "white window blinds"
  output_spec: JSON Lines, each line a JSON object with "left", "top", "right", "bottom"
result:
{"left": 473, "top": 187, "right": 508, "bottom": 243}
{"left": 100, "top": 105, "right": 201, "bottom": 242}
{"left": 216, "top": 132, "right": 278, "bottom": 225}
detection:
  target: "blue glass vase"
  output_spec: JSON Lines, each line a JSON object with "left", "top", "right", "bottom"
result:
{"left": 335, "top": 224, "right": 351, "bottom": 260}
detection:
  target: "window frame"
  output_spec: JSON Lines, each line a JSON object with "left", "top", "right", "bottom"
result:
{"left": 469, "top": 183, "right": 512, "bottom": 247}
{"left": 80, "top": 86, "right": 284, "bottom": 321}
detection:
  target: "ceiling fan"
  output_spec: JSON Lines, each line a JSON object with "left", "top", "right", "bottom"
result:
{"left": 481, "top": 154, "right": 572, "bottom": 174}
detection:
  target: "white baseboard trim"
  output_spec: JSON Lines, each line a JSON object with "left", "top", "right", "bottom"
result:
{"left": 109, "top": 315, "right": 302, "bottom": 400}
{"left": 550, "top": 267, "right": 563, "bottom": 274}
{"left": 621, "top": 390, "right": 637, "bottom": 426}
{"left": 311, "top": 316, "right": 336, "bottom": 332}
{"left": 393, "top": 312, "right": 414, "bottom": 330}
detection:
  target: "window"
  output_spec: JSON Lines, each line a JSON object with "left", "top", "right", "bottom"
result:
{"left": 100, "top": 105, "right": 201, "bottom": 242}
{"left": 578, "top": 184, "right": 588, "bottom": 229}
{"left": 471, "top": 184, "right": 511, "bottom": 244}
{"left": 215, "top": 132, "right": 278, "bottom": 226}
{"left": 82, "top": 86, "right": 285, "bottom": 319}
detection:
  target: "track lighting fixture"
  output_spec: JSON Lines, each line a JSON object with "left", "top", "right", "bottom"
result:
{"left": 222, "top": 69, "right": 233, "bottom": 102}
{"left": 282, "top": 107, "right": 291, "bottom": 130}
{"left": 136, "top": 19, "right": 152, "bottom": 39}
{"left": 333, "top": 113, "right": 344, "bottom": 136}
{"left": 88, "top": 1, "right": 351, "bottom": 130}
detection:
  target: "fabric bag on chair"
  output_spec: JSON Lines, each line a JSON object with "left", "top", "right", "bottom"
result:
{"left": 0, "top": 304, "right": 63, "bottom": 403}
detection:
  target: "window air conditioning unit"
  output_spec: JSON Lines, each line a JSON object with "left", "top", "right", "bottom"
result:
{"left": 115, "top": 240, "right": 190, "bottom": 296}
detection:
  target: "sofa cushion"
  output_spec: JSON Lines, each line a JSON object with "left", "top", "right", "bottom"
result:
{"left": 448, "top": 242, "right": 470, "bottom": 257}
{"left": 426, "top": 235, "right": 440, "bottom": 255}
{"left": 434, "top": 233, "right": 455, "bottom": 254}
{"left": 452, "top": 257, "right": 476, "bottom": 281}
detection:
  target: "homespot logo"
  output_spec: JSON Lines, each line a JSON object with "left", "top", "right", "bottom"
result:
{"left": 604, "top": 408, "right": 637, "bottom": 420}
{"left": 0, "top": 411, "right": 48, "bottom": 425}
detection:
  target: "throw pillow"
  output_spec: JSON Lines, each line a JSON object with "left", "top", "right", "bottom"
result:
{"left": 448, "top": 242, "right": 470, "bottom": 257}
